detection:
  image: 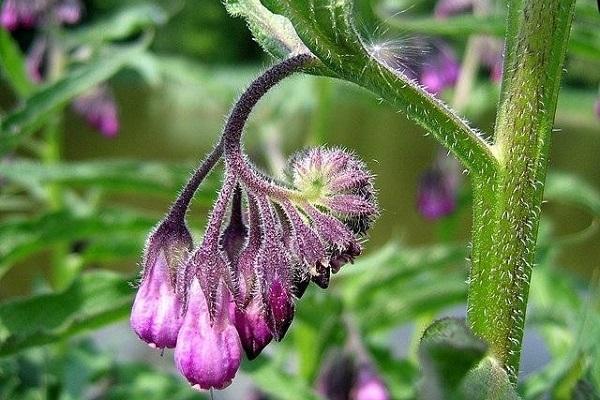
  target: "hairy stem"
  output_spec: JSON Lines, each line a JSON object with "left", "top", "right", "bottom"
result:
{"left": 222, "top": 53, "right": 315, "bottom": 199}
{"left": 170, "top": 54, "right": 315, "bottom": 223}
{"left": 467, "top": 0, "right": 576, "bottom": 381}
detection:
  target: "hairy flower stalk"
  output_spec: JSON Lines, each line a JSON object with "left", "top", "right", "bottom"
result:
{"left": 131, "top": 53, "right": 379, "bottom": 391}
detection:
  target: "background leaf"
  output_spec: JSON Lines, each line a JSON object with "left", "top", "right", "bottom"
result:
{"left": 0, "top": 270, "right": 132, "bottom": 357}
{"left": 0, "top": 42, "right": 147, "bottom": 155}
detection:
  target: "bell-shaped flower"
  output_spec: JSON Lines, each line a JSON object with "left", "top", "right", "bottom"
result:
{"left": 174, "top": 278, "right": 242, "bottom": 390}
{"left": 417, "top": 151, "right": 462, "bottom": 220}
{"left": 130, "top": 220, "right": 192, "bottom": 349}
{"left": 233, "top": 297, "right": 273, "bottom": 359}
{"left": 72, "top": 86, "right": 120, "bottom": 137}
{"left": 255, "top": 196, "right": 296, "bottom": 340}
{"left": 419, "top": 44, "right": 460, "bottom": 95}
{"left": 350, "top": 363, "right": 390, "bottom": 400}
{"left": 316, "top": 351, "right": 357, "bottom": 400}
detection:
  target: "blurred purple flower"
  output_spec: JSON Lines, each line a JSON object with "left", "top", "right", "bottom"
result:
{"left": 317, "top": 351, "right": 356, "bottom": 400}
{"left": 0, "top": 0, "right": 82, "bottom": 31}
{"left": 317, "top": 351, "right": 390, "bottom": 400}
{"left": 350, "top": 363, "right": 390, "bottom": 400}
{"left": 25, "top": 37, "right": 47, "bottom": 83}
{"left": 420, "top": 43, "right": 461, "bottom": 95}
{"left": 478, "top": 37, "right": 504, "bottom": 82}
{"left": 433, "top": 0, "right": 504, "bottom": 82}
{"left": 72, "top": 86, "right": 120, "bottom": 137}
{"left": 595, "top": 98, "right": 600, "bottom": 119}
{"left": 417, "top": 152, "right": 462, "bottom": 220}
{"left": 434, "top": 0, "right": 474, "bottom": 18}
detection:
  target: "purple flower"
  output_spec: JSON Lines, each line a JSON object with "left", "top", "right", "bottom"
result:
{"left": 132, "top": 55, "right": 377, "bottom": 392}
{"left": 53, "top": 0, "right": 82, "bottom": 25}
{"left": 72, "top": 86, "right": 120, "bottom": 137}
{"left": 317, "top": 351, "right": 356, "bottom": 400}
{"left": 25, "top": 37, "right": 47, "bottom": 84}
{"left": 595, "top": 98, "right": 600, "bottom": 119}
{"left": 417, "top": 152, "right": 462, "bottom": 220}
{"left": 174, "top": 278, "right": 242, "bottom": 390}
{"left": 130, "top": 220, "right": 193, "bottom": 349}
{"left": 0, "top": 0, "right": 82, "bottom": 31}
{"left": 434, "top": 0, "right": 474, "bottom": 18}
{"left": 350, "top": 363, "right": 390, "bottom": 400}
{"left": 233, "top": 297, "right": 273, "bottom": 359}
{"left": 420, "top": 44, "right": 460, "bottom": 95}
{"left": 0, "top": 0, "right": 39, "bottom": 30}
{"left": 478, "top": 37, "right": 504, "bottom": 82}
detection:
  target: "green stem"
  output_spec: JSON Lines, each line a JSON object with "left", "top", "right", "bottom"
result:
{"left": 44, "top": 37, "right": 73, "bottom": 290}
{"left": 467, "top": 0, "right": 576, "bottom": 381}
{"left": 307, "top": 77, "right": 333, "bottom": 146}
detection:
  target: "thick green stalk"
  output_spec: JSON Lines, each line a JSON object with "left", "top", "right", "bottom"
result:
{"left": 467, "top": 0, "right": 576, "bottom": 381}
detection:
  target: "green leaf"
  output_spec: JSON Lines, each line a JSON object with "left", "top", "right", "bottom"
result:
{"left": 0, "top": 29, "right": 34, "bottom": 97}
{"left": 545, "top": 172, "right": 600, "bottom": 217}
{"left": 382, "top": 14, "right": 599, "bottom": 60}
{"left": 0, "top": 43, "right": 146, "bottom": 155}
{"left": 245, "top": 0, "right": 497, "bottom": 176}
{"left": 66, "top": 4, "right": 168, "bottom": 45}
{"left": 243, "top": 357, "right": 325, "bottom": 400}
{"left": 293, "top": 292, "right": 345, "bottom": 382}
{"left": 339, "top": 242, "right": 468, "bottom": 332}
{"left": 0, "top": 159, "right": 220, "bottom": 199}
{"left": 460, "top": 357, "right": 520, "bottom": 400}
{"left": 0, "top": 270, "right": 132, "bottom": 356}
{"left": 0, "top": 208, "right": 154, "bottom": 280}
{"left": 418, "top": 318, "right": 488, "bottom": 400}
{"left": 224, "top": 0, "right": 308, "bottom": 58}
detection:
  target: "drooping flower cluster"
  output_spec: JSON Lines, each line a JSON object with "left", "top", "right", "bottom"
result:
{"left": 130, "top": 54, "right": 378, "bottom": 391}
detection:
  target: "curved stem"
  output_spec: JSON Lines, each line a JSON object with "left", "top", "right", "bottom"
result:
{"left": 169, "top": 54, "right": 315, "bottom": 223}
{"left": 168, "top": 138, "right": 224, "bottom": 222}
{"left": 222, "top": 53, "right": 316, "bottom": 200}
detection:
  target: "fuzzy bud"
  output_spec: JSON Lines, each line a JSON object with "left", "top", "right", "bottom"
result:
{"left": 72, "top": 86, "right": 119, "bottom": 137}
{"left": 130, "top": 220, "right": 192, "bottom": 349}
{"left": 350, "top": 363, "right": 390, "bottom": 400}
{"left": 174, "top": 279, "right": 242, "bottom": 390}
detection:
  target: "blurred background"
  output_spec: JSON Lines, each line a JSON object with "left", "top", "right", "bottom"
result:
{"left": 0, "top": 0, "right": 599, "bottom": 399}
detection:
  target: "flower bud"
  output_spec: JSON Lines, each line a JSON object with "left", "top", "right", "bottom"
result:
{"left": 221, "top": 186, "right": 248, "bottom": 266}
{"left": 316, "top": 351, "right": 356, "bottom": 400}
{"left": 174, "top": 278, "right": 242, "bottom": 390}
{"left": 289, "top": 147, "right": 377, "bottom": 235}
{"left": 434, "top": 0, "right": 473, "bottom": 18}
{"left": 54, "top": 0, "right": 82, "bottom": 25}
{"left": 233, "top": 297, "right": 273, "bottom": 359}
{"left": 0, "top": 0, "right": 18, "bottom": 30}
{"left": 350, "top": 363, "right": 390, "bottom": 400}
{"left": 0, "top": 0, "right": 38, "bottom": 30}
{"left": 130, "top": 220, "right": 192, "bottom": 349}
{"left": 26, "top": 37, "right": 47, "bottom": 84}
{"left": 417, "top": 152, "right": 461, "bottom": 220}
{"left": 72, "top": 86, "right": 119, "bottom": 137}
{"left": 420, "top": 44, "right": 460, "bottom": 95}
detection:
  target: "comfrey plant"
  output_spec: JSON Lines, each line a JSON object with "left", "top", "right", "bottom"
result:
{"left": 131, "top": 54, "right": 379, "bottom": 390}
{"left": 131, "top": 0, "right": 577, "bottom": 395}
